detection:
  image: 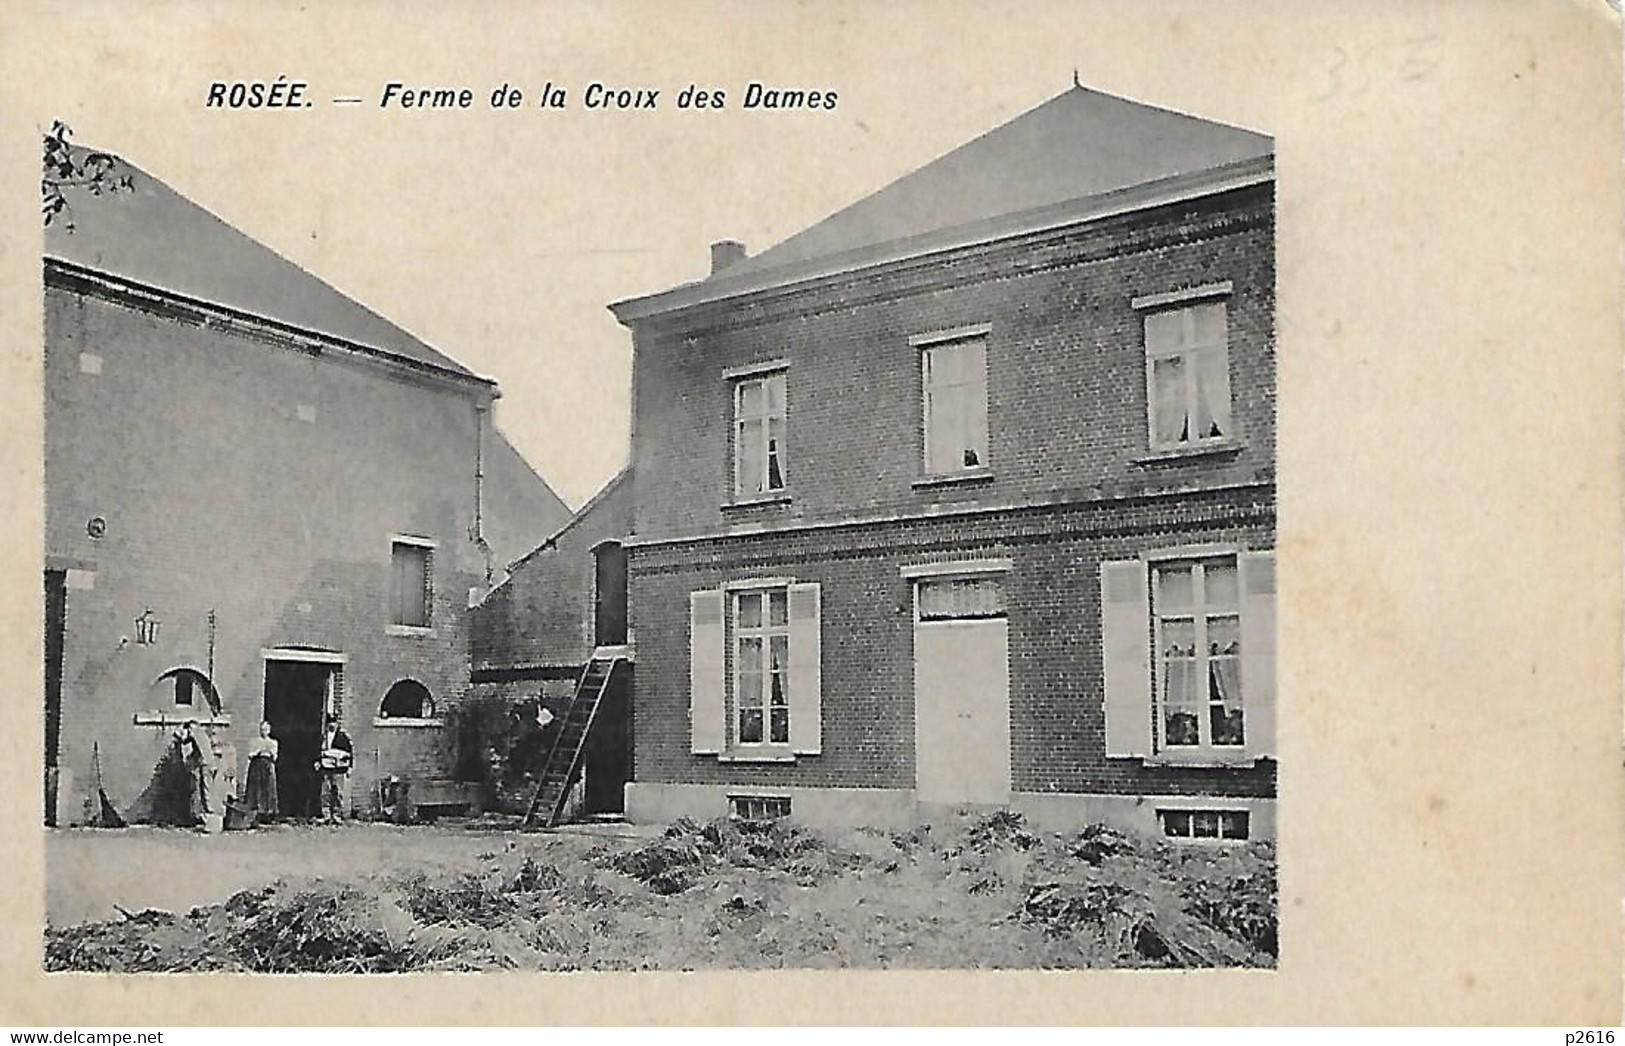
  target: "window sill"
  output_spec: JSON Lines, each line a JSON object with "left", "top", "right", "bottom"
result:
{"left": 723, "top": 491, "right": 792, "bottom": 510}
{"left": 385, "top": 624, "right": 435, "bottom": 638}
{"left": 1132, "top": 440, "right": 1244, "bottom": 466}
{"left": 1141, "top": 752, "right": 1258, "bottom": 769}
{"left": 717, "top": 750, "right": 796, "bottom": 764}
{"left": 912, "top": 467, "right": 994, "bottom": 489}
{"left": 134, "top": 711, "right": 231, "bottom": 728}
{"left": 372, "top": 717, "right": 445, "bottom": 729}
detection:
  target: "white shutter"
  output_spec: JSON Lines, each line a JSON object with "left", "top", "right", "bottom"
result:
{"left": 1240, "top": 550, "right": 1277, "bottom": 759}
{"left": 787, "top": 582, "right": 822, "bottom": 755}
{"left": 1101, "top": 559, "right": 1152, "bottom": 758}
{"left": 689, "top": 590, "right": 726, "bottom": 754}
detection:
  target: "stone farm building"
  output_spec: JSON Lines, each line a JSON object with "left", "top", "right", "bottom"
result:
{"left": 43, "top": 154, "right": 568, "bottom": 825}
{"left": 480, "top": 85, "right": 1279, "bottom": 840}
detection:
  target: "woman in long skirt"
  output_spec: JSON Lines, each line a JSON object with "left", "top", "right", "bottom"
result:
{"left": 243, "top": 720, "right": 279, "bottom": 821}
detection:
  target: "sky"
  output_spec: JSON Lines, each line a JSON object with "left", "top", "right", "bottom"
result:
{"left": 12, "top": 3, "right": 1293, "bottom": 508}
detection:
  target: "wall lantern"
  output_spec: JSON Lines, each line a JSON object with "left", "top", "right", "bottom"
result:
{"left": 133, "top": 608, "right": 161, "bottom": 646}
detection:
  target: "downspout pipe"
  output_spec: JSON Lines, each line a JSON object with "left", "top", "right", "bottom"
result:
{"left": 473, "top": 397, "right": 495, "bottom": 588}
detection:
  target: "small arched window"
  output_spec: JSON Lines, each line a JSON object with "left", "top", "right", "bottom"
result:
{"left": 155, "top": 667, "right": 220, "bottom": 715}
{"left": 380, "top": 679, "right": 435, "bottom": 720}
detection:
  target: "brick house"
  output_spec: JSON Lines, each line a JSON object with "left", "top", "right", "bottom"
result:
{"left": 43, "top": 152, "right": 563, "bottom": 824}
{"left": 608, "top": 86, "right": 1278, "bottom": 838}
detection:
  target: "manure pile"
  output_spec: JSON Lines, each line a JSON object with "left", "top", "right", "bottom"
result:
{"left": 48, "top": 813, "right": 1276, "bottom": 971}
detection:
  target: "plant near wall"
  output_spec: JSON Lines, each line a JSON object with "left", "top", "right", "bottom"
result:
{"left": 42, "top": 120, "right": 134, "bottom": 230}
{"left": 448, "top": 693, "right": 514, "bottom": 785}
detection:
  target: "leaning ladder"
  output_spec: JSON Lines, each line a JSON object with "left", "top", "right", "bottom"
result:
{"left": 522, "top": 654, "right": 622, "bottom": 828}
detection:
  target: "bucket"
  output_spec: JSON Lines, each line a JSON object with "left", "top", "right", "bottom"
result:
{"left": 223, "top": 797, "right": 257, "bottom": 831}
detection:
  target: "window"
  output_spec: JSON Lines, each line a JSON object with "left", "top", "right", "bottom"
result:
{"left": 917, "top": 576, "right": 1006, "bottom": 621}
{"left": 921, "top": 336, "right": 988, "bottom": 474}
{"left": 155, "top": 667, "right": 220, "bottom": 714}
{"left": 734, "top": 588, "right": 790, "bottom": 745}
{"left": 380, "top": 679, "right": 435, "bottom": 720}
{"left": 734, "top": 371, "right": 787, "bottom": 497}
{"left": 1100, "top": 550, "right": 1274, "bottom": 764}
{"left": 390, "top": 539, "right": 433, "bottom": 628}
{"left": 1145, "top": 301, "right": 1231, "bottom": 448}
{"left": 1159, "top": 808, "right": 1250, "bottom": 842}
{"left": 730, "top": 794, "right": 792, "bottom": 821}
{"left": 1153, "top": 556, "right": 1244, "bottom": 750}
{"left": 690, "top": 582, "right": 822, "bottom": 758}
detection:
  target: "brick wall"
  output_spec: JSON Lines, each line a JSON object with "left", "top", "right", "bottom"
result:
{"left": 45, "top": 281, "right": 488, "bottom": 815}
{"left": 471, "top": 468, "right": 633, "bottom": 672}
{"left": 629, "top": 485, "right": 1276, "bottom": 798}
{"left": 628, "top": 185, "right": 1274, "bottom": 542}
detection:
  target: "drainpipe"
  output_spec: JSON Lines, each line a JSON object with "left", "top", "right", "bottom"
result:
{"left": 472, "top": 398, "right": 494, "bottom": 588}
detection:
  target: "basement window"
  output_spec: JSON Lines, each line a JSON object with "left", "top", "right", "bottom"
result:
{"left": 729, "top": 794, "right": 792, "bottom": 822}
{"left": 1158, "top": 808, "right": 1250, "bottom": 842}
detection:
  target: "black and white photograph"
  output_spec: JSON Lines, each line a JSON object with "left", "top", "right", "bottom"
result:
{"left": 4, "top": 0, "right": 1620, "bottom": 1027}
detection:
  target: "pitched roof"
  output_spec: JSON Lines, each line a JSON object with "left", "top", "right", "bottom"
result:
{"left": 612, "top": 84, "right": 1271, "bottom": 320}
{"left": 728, "top": 85, "right": 1270, "bottom": 280}
{"left": 481, "top": 426, "right": 574, "bottom": 575}
{"left": 45, "top": 150, "right": 485, "bottom": 381}
{"left": 503, "top": 464, "right": 632, "bottom": 576}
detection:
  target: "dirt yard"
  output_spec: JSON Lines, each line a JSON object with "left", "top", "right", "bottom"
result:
{"left": 46, "top": 812, "right": 1277, "bottom": 971}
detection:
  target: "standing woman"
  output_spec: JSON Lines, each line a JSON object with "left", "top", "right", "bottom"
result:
{"left": 244, "top": 720, "right": 279, "bottom": 821}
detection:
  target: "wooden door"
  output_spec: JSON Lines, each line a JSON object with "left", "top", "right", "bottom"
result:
{"left": 593, "top": 542, "right": 628, "bottom": 647}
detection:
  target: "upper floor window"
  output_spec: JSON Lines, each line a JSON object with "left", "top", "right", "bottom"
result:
{"left": 734, "top": 371, "right": 787, "bottom": 497}
{"left": 921, "top": 335, "right": 988, "bottom": 475}
{"left": 1145, "top": 301, "right": 1231, "bottom": 448}
{"left": 390, "top": 538, "right": 434, "bottom": 629}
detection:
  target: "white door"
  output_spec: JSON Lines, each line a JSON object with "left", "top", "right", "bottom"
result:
{"left": 914, "top": 579, "right": 1011, "bottom": 804}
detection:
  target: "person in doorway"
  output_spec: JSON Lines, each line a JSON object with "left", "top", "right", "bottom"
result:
{"left": 244, "top": 720, "right": 279, "bottom": 821}
{"left": 315, "top": 714, "right": 353, "bottom": 824}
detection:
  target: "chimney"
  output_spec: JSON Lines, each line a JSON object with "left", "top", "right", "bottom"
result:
{"left": 710, "top": 240, "right": 747, "bottom": 275}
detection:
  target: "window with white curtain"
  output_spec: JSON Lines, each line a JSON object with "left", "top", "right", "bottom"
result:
{"left": 1153, "top": 556, "right": 1243, "bottom": 750}
{"left": 1145, "top": 301, "right": 1231, "bottom": 448}
{"left": 921, "top": 336, "right": 989, "bottom": 474}
{"left": 734, "top": 588, "right": 790, "bottom": 745}
{"left": 734, "top": 372, "right": 788, "bottom": 497}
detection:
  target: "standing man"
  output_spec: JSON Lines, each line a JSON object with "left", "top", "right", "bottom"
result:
{"left": 315, "top": 713, "right": 353, "bottom": 824}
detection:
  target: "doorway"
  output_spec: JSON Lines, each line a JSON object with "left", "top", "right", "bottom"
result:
{"left": 44, "top": 570, "right": 66, "bottom": 826}
{"left": 913, "top": 575, "right": 1012, "bottom": 805}
{"left": 263, "top": 658, "right": 336, "bottom": 818}
{"left": 593, "top": 541, "right": 628, "bottom": 647}
{"left": 583, "top": 667, "right": 632, "bottom": 815}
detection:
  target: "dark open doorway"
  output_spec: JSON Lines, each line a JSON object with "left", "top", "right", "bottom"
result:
{"left": 263, "top": 659, "right": 333, "bottom": 819}
{"left": 44, "top": 570, "right": 66, "bottom": 826}
{"left": 593, "top": 541, "right": 628, "bottom": 647}
{"left": 583, "top": 667, "right": 632, "bottom": 815}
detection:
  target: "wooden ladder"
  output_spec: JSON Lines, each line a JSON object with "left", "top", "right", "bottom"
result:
{"left": 522, "top": 654, "right": 622, "bottom": 828}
